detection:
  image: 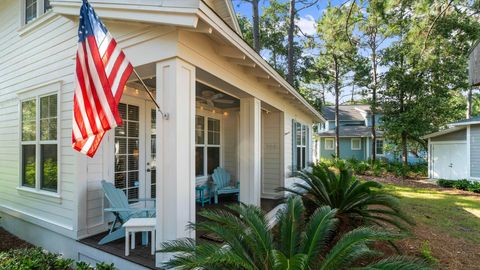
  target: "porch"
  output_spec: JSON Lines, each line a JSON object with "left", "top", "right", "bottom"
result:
{"left": 79, "top": 198, "right": 282, "bottom": 269}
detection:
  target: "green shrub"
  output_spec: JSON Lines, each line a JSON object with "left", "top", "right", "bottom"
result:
{"left": 0, "top": 248, "right": 116, "bottom": 270}
{"left": 468, "top": 182, "right": 480, "bottom": 193}
{"left": 437, "top": 179, "right": 455, "bottom": 188}
{"left": 0, "top": 248, "right": 73, "bottom": 270}
{"left": 454, "top": 179, "right": 471, "bottom": 190}
{"left": 420, "top": 240, "right": 439, "bottom": 265}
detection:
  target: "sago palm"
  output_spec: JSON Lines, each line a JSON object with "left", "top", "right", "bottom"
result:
{"left": 280, "top": 163, "right": 414, "bottom": 231}
{"left": 159, "top": 197, "right": 430, "bottom": 270}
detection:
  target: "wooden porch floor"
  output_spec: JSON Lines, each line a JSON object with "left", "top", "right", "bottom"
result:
{"left": 79, "top": 197, "right": 282, "bottom": 269}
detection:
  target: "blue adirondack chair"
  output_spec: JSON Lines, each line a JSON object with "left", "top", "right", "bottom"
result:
{"left": 211, "top": 167, "right": 240, "bottom": 204}
{"left": 98, "top": 180, "right": 156, "bottom": 245}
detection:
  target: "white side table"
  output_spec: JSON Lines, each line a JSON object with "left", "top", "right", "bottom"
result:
{"left": 123, "top": 218, "right": 156, "bottom": 256}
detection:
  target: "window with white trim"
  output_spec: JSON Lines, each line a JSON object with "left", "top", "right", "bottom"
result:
{"left": 293, "top": 122, "right": 309, "bottom": 171}
{"left": 21, "top": 94, "right": 58, "bottom": 192}
{"left": 376, "top": 138, "right": 384, "bottom": 155}
{"left": 325, "top": 138, "right": 334, "bottom": 150}
{"left": 351, "top": 138, "right": 361, "bottom": 150}
{"left": 23, "top": 0, "right": 51, "bottom": 25}
{"left": 196, "top": 115, "right": 221, "bottom": 177}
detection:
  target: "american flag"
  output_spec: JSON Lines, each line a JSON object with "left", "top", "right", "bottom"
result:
{"left": 72, "top": 0, "right": 133, "bottom": 157}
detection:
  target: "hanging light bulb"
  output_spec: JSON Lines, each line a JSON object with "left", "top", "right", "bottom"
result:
{"left": 223, "top": 112, "right": 228, "bottom": 116}
{"left": 135, "top": 89, "right": 139, "bottom": 95}
{"left": 212, "top": 110, "right": 216, "bottom": 114}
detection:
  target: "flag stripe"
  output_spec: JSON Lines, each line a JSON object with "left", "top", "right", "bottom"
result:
{"left": 72, "top": 1, "right": 133, "bottom": 157}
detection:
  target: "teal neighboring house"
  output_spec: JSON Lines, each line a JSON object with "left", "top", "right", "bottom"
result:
{"left": 317, "top": 105, "right": 384, "bottom": 161}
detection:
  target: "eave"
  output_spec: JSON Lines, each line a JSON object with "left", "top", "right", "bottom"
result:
{"left": 50, "top": 1, "right": 199, "bottom": 28}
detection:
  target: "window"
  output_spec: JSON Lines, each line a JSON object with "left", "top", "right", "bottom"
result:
{"left": 20, "top": 94, "right": 58, "bottom": 192}
{"left": 325, "top": 138, "right": 334, "bottom": 150}
{"left": 293, "top": 121, "right": 309, "bottom": 171}
{"left": 196, "top": 115, "right": 221, "bottom": 177}
{"left": 23, "top": 0, "right": 51, "bottom": 25}
{"left": 150, "top": 109, "right": 156, "bottom": 198}
{"left": 351, "top": 138, "right": 361, "bottom": 150}
{"left": 376, "top": 138, "right": 384, "bottom": 155}
{"left": 114, "top": 103, "right": 140, "bottom": 202}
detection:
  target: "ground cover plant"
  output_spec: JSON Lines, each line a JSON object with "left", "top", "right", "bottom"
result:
{"left": 159, "top": 197, "right": 430, "bottom": 270}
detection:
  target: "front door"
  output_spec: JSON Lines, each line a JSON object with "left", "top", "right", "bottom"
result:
{"left": 114, "top": 96, "right": 156, "bottom": 204}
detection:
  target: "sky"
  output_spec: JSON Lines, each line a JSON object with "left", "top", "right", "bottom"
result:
{"left": 231, "top": 0, "right": 367, "bottom": 104}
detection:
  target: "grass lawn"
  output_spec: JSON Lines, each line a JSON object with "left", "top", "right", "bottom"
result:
{"left": 385, "top": 184, "right": 480, "bottom": 245}
{"left": 361, "top": 176, "right": 480, "bottom": 270}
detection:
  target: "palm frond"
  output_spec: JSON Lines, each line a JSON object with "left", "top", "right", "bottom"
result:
{"left": 354, "top": 256, "right": 433, "bottom": 270}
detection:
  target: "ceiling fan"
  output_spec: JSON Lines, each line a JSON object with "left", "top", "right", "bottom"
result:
{"left": 197, "top": 90, "right": 235, "bottom": 107}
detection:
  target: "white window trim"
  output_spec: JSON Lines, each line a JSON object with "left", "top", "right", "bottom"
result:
{"left": 325, "top": 138, "right": 335, "bottom": 150}
{"left": 18, "top": 0, "right": 55, "bottom": 36}
{"left": 195, "top": 110, "right": 223, "bottom": 179}
{"left": 294, "top": 121, "right": 309, "bottom": 171}
{"left": 375, "top": 138, "right": 385, "bottom": 156}
{"left": 17, "top": 80, "right": 62, "bottom": 198}
{"left": 351, "top": 138, "right": 361, "bottom": 150}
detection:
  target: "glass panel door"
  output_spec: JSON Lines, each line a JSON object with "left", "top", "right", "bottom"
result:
{"left": 146, "top": 102, "right": 156, "bottom": 199}
{"left": 114, "top": 99, "right": 146, "bottom": 204}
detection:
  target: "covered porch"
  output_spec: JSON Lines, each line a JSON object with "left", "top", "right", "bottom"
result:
{"left": 71, "top": 5, "right": 321, "bottom": 269}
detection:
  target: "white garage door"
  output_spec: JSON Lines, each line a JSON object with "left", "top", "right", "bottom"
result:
{"left": 432, "top": 143, "right": 468, "bottom": 180}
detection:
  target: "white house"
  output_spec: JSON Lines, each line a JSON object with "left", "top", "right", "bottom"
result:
{"left": 0, "top": 0, "right": 323, "bottom": 269}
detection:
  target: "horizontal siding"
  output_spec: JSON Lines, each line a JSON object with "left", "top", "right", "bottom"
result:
{"left": 0, "top": 0, "right": 77, "bottom": 234}
{"left": 471, "top": 125, "right": 480, "bottom": 177}
{"left": 431, "top": 129, "right": 467, "bottom": 141}
{"left": 223, "top": 111, "right": 238, "bottom": 181}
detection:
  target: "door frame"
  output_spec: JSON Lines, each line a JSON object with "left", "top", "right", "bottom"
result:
{"left": 111, "top": 94, "right": 153, "bottom": 205}
{"left": 430, "top": 140, "right": 467, "bottom": 180}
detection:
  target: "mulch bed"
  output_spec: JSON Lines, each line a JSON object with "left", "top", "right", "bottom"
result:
{"left": 0, "top": 227, "right": 33, "bottom": 252}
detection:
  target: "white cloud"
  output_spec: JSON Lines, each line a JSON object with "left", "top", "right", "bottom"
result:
{"left": 296, "top": 15, "right": 316, "bottom": 36}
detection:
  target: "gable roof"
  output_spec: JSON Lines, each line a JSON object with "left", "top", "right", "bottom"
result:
{"left": 203, "top": 0, "right": 242, "bottom": 35}
{"left": 318, "top": 126, "right": 383, "bottom": 138}
{"left": 51, "top": 0, "right": 323, "bottom": 122}
{"left": 449, "top": 116, "right": 480, "bottom": 127}
{"left": 322, "top": 105, "right": 371, "bottom": 121}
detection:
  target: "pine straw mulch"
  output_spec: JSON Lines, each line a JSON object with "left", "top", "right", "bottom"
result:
{"left": 359, "top": 174, "right": 480, "bottom": 270}
{"left": 0, "top": 227, "right": 33, "bottom": 253}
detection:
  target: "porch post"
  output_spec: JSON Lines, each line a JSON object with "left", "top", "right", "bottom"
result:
{"left": 239, "top": 97, "right": 261, "bottom": 206}
{"left": 155, "top": 58, "right": 196, "bottom": 266}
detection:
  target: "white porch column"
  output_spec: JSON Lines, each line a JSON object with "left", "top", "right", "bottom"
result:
{"left": 155, "top": 58, "right": 196, "bottom": 265}
{"left": 239, "top": 97, "right": 261, "bottom": 206}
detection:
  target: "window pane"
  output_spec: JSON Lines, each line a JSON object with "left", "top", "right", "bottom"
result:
{"left": 40, "top": 95, "right": 57, "bottom": 141}
{"left": 208, "top": 118, "right": 220, "bottom": 145}
{"left": 296, "top": 123, "right": 302, "bottom": 145}
{"left": 40, "top": 144, "right": 57, "bottom": 192}
{"left": 127, "top": 105, "right": 139, "bottom": 121}
{"left": 44, "top": 0, "right": 51, "bottom": 12}
{"left": 22, "top": 99, "right": 36, "bottom": 141}
{"left": 301, "top": 125, "right": 306, "bottom": 145}
{"left": 115, "top": 172, "right": 126, "bottom": 189}
{"left": 207, "top": 147, "right": 220, "bottom": 175}
{"left": 195, "top": 147, "right": 204, "bottom": 176}
{"left": 301, "top": 147, "right": 306, "bottom": 169}
{"left": 151, "top": 109, "right": 156, "bottom": 198}
{"left": 22, "top": 145, "right": 36, "bottom": 188}
{"left": 25, "top": 0, "right": 37, "bottom": 23}
{"left": 195, "top": 115, "right": 205, "bottom": 144}
{"left": 376, "top": 140, "right": 384, "bottom": 155}
{"left": 115, "top": 138, "right": 126, "bottom": 154}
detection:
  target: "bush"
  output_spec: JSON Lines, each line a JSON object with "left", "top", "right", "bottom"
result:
{"left": 0, "top": 248, "right": 73, "bottom": 270}
{"left": 420, "top": 240, "right": 439, "bottom": 265}
{"left": 454, "top": 179, "right": 471, "bottom": 191}
{"left": 0, "top": 248, "right": 116, "bottom": 270}
{"left": 437, "top": 179, "right": 455, "bottom": 188}
{"left": 437, "top": 179, "right": 480, "bottom": 193}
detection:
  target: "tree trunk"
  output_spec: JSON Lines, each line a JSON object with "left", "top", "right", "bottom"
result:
{"left": 287, "top": 0, "right": 296, "bottom": 85}
{"left": 334, "top": 55, "right": 341, "bottom": 158}
{"left": 371, "top": 42, "right": 378, "bottom": 163}
{"left": 252, "top": 0, "right": 260, "bottom": 52}
{"left": 401, "top": 131, "right": 408, "bottom": 167}
{"left": 467, "top": 86, "right": 473, "bottom": 119}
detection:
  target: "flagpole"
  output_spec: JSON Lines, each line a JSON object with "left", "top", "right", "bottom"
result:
{"left": 132, "top": 68, "right": 169, "bottom": 120}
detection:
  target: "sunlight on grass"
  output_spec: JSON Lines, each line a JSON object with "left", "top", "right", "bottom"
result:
{"left": 383, "top": 184, "right": 480, "bottom": 244}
